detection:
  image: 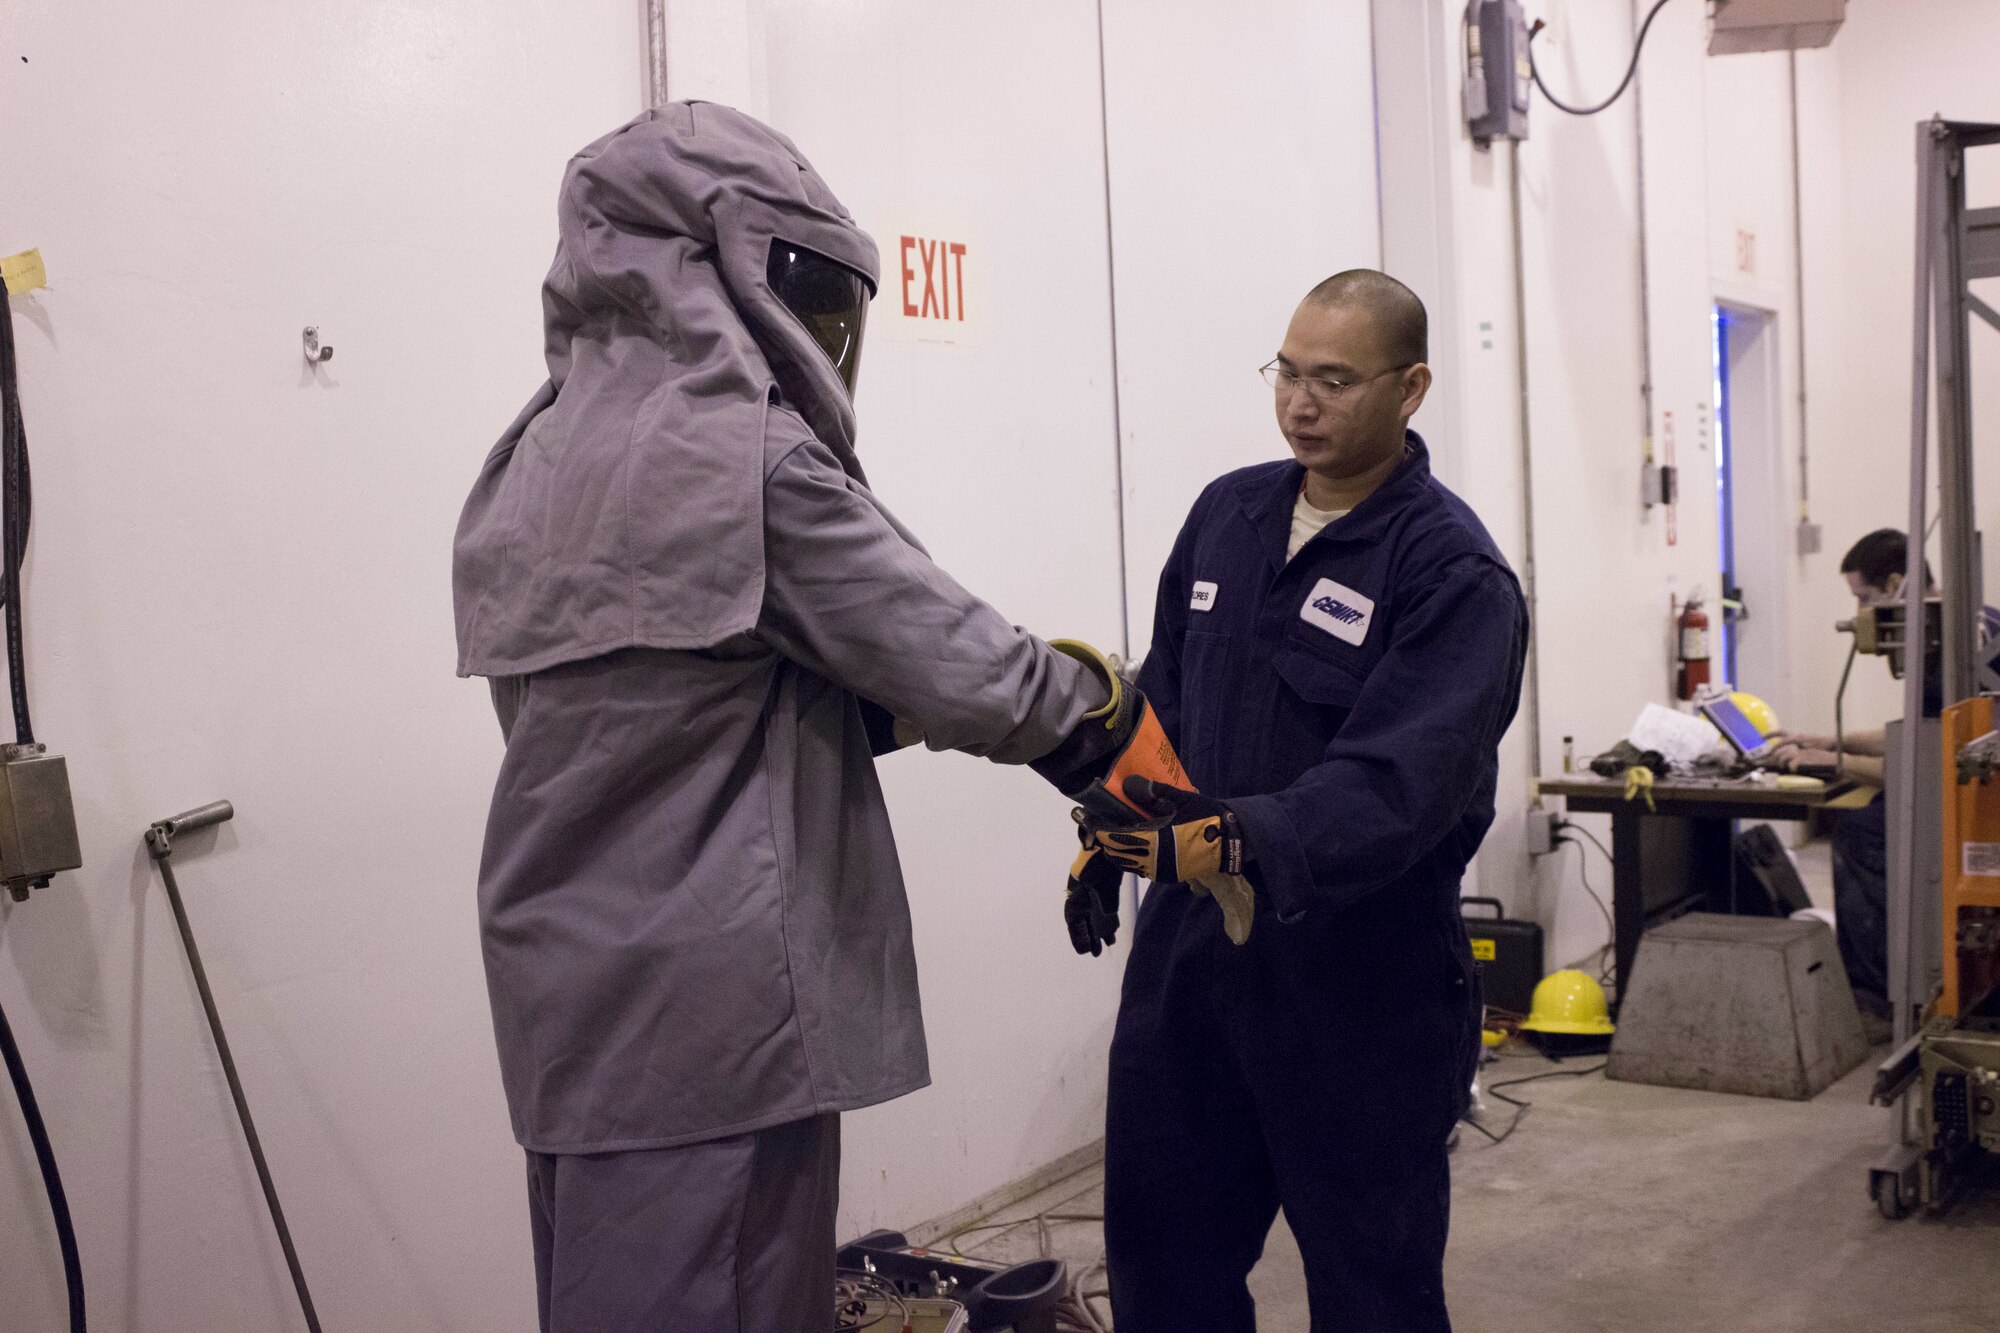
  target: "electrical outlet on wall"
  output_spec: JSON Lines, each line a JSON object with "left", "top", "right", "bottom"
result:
{"left": 1525, "top": 806, "right": 1558, "bottom": 856}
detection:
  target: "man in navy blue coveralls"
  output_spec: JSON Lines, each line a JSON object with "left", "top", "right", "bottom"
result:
{"left": 1096, "top": 271, "right": 1527, "bottom": 1332}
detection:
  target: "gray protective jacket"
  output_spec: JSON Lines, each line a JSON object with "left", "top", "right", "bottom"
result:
{"left": 452, "top": 104, "right": 1102, "bottom": 1153}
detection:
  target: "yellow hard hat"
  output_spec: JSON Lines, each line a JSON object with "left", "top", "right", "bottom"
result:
{"left": 1519, "top": 969, "right": 1616, "bottom": 1036}
{"left": 1729, "top": 691, "right": 1780, "bottom": 738}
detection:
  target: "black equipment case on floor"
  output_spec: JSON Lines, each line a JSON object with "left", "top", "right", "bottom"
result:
{"left": 1731, "top": 823, "right": 1814, "bottom": 917}
{"left": 1461, "top": 896, "right": 1544, "bottom": 1018}
{"left": 838, "top": 1231, "right": 1064, "bottom": 1333}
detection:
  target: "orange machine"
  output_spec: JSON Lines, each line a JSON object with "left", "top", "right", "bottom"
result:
{"left": 1875, "top": 694, "right": 2000, "bottom": 1218}
{"left": 1940, "top": 696, "right": 2000, "bottom": 1020}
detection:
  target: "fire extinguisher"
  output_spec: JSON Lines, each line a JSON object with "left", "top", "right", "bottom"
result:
{"left": 1677, "top": 595, "right": 1711, "bottom": 701}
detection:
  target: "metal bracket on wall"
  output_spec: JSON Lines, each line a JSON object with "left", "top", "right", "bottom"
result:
{"left": 301, "top": 326, "right": 332, "bottom": 365}
{"left": 1968, "top": 291, "right": 2000, "bottom": 335}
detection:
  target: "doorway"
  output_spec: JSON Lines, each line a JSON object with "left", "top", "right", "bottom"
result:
{"left": 1711, "top": 300, "right": 1795, "bottom": 716}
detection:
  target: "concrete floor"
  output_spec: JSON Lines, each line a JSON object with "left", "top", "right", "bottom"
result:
{"left": 944, "top": 841, "right": 2000, "bottom": 1331}
{"left": 951, "top": 1051, "right": 2000, "bottom": 1331}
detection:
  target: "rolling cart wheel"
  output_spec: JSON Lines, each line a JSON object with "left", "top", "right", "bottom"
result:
{"left": 1870, "top": 1170, "right": 1915, "bottom": 1221}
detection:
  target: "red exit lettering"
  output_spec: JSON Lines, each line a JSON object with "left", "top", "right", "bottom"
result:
{"left": 899, "top": 236, "right": 969, "bottom": 322}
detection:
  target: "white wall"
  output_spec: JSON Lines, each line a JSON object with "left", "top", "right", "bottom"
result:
{"left": 1101, "top": 0, "right": 1381, "bottom": 652}
{"left": 1786, "top": 0, "right": 2000, "bottom": 738}
{"left": 0, "top": 2, "right": 645, "bottom": 1328}
{"left": 1375, "top": 0, "right": 1739, "bottom": 968}
{"left": 2, "top": 0, "right": 1131, "bottom": 1310}
{"left": 751, "top": 0, "right": 1133, "bottom": 1239}
{"left": 741, "top": 0, "right": 1387, "bottom": 1240}
{"left": 1382, "top": 0, "right": 2000, "bottom": 976}
{"left": 1, "top": 0, "right": 1391, "bottom": 1325}
{"left": 9, "top": 0, "right": 1996, "bottom": 1325}
{"left": 1374, "top": 1, "right": 1832, "bottom": 971}
{"left": 1375, "top": 0, "right": 1538, "bottom": 909}
{"left": 1504, "top": 0, "right": 1721, "bottom": 970}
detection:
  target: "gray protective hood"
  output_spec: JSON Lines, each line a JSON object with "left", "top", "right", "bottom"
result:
{"left": 453, "top": 102, "right": 880, "bottom": 676}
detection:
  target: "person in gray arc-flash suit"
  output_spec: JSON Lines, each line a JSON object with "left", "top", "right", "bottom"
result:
{"left": 451, "top": 102, "right": 1123, "bottom": 1332}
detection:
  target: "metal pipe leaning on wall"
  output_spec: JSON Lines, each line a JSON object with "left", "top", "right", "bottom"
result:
{"left": 147, "top": 802, "right": 324, "bottom": 1333}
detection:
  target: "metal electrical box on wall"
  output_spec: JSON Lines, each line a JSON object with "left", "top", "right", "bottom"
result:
{"left": 1708, "top": 0, "right": 1846, "bottom": 56}
{"left": 1463, "top": 0, "right": 1529, "bottom": 144}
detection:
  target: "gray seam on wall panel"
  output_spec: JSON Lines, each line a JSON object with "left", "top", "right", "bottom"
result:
{"left": 644, "top": 0, "right": 670, "bottom": 108}
{"left": 1094, "top": 0, "right": 1132, "bottom": 660}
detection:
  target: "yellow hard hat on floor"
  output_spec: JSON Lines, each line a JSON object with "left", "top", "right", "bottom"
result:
{"left": 1519, "top": 969, "right": 1616, "bottom": 1036}
{"left": 1729, "top": 691, "right": 1780, "bottom": 738}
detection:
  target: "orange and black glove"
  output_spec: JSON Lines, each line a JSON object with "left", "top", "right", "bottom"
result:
{"left": 1087, "top": 776, "right": 1258, "bottom": 945}
{"left": 1029, "top": 640, "right": 1188, "bottom": 827}
{"left": 1092, "top": 777, "right": 1246, "bottom": 884}
{"left": 1063, "top": 823, "right": 1125, "bottom": 957}
{"left": 1032, "top": 640, "right": 1187, "bottom": 954}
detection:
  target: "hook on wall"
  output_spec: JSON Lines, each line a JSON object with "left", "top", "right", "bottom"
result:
{"left": 302, "top": 326, "right": 333, "bottom": 365}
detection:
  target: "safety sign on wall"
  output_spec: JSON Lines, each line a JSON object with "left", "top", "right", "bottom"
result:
{"left": 878, "top": 229, "right": 982, "bottom": 346}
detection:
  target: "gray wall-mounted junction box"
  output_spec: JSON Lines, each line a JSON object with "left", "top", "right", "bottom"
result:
{"left": 0, "top": 743, "right": 82, "bottom": 900}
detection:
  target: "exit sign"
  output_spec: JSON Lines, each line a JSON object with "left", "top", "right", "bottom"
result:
{"left": 900, "top": 235, "right": 969, "bottom": 322}
{"left": 873, "top": 221, "right": 982, "bottom": 346}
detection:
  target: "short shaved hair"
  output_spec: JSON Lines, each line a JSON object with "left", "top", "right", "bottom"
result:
{"left": 1303, "top": 269, "right": 1428, "bottom": 367}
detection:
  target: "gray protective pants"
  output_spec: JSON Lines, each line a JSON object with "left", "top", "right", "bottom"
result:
{"left": 526, "top": 1113, "right": 839, "bottom": 1332}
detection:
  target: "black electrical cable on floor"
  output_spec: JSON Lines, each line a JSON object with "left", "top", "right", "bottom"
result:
{"left": 0, "top": 995, "right": 85, "bottom": 1330}
{"left": 1466, "top": 1061, "right": 1610, "bottom": 1147}
{"left": 1487, "top": 1061, "right": 1609, "bottom": 1104}
{"left": 1556, "top": 831, "right": 1618, "bottom": 983}
{"left": 1557, "top": 834, "right": 1616, "bottom": 935}
{"left": 1527, "top": 0, "right": 1676, "bottom": 118}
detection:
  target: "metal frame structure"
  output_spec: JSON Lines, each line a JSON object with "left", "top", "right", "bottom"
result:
{"left": 1892, "top": 117, "right": 2000, "bottom": 1048}
{"left": 1871, "top": 117, "right": 2000, "bottom": 1218}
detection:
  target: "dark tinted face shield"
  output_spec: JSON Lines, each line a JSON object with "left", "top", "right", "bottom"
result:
{"left": 767, "top": 240, "right": 870, "bottom": 395}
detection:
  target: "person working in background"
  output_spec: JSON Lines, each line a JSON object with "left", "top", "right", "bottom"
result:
{"left": 1079, "top": 271, "right": 1528, "bottom": 1332}
{"left": 451, "top": 104, "right": 1171, "bottom": 1332}
{"left": 1772, "top": 528, "right": 2000, "bottom": 1024}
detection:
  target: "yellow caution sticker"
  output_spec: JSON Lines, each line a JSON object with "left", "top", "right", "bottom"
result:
{"left": 1471, "top": 938, "right": 1497, "bottom": 961}
{"left": 3, "top": 249, "right": 47, "bottom": 296}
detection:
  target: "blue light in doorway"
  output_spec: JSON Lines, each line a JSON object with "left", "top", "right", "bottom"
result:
{"left": 1712, "top": 304, "right": 1738, "bottom": 688}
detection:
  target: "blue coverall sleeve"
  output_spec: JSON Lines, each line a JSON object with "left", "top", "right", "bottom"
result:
{"left": 1227, "top": 557, "right": 1527, "bottom": 921}
{"left": 1134, "top": 504, "right": 1203, "bottom": 750}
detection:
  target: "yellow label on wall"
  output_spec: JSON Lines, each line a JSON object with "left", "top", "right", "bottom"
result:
{"left": 2, "top": 249, "right": 47, "bottom": 296}
{"left": 1471, "top": 938, "right": 1497, "bottom": 961}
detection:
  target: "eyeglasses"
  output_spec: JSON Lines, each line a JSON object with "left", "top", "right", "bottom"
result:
{"left": 1259, "top": 360, "right": 1412, "bottom": 406}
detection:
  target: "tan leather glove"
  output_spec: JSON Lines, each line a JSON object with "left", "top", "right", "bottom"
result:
{"left": 1085, "top": 776, "right": 1257, "bottom": 945}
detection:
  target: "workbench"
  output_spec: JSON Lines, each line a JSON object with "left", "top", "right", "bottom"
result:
{"left": 1535, "top": 774, "right": 1871, "bottom": 1005}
